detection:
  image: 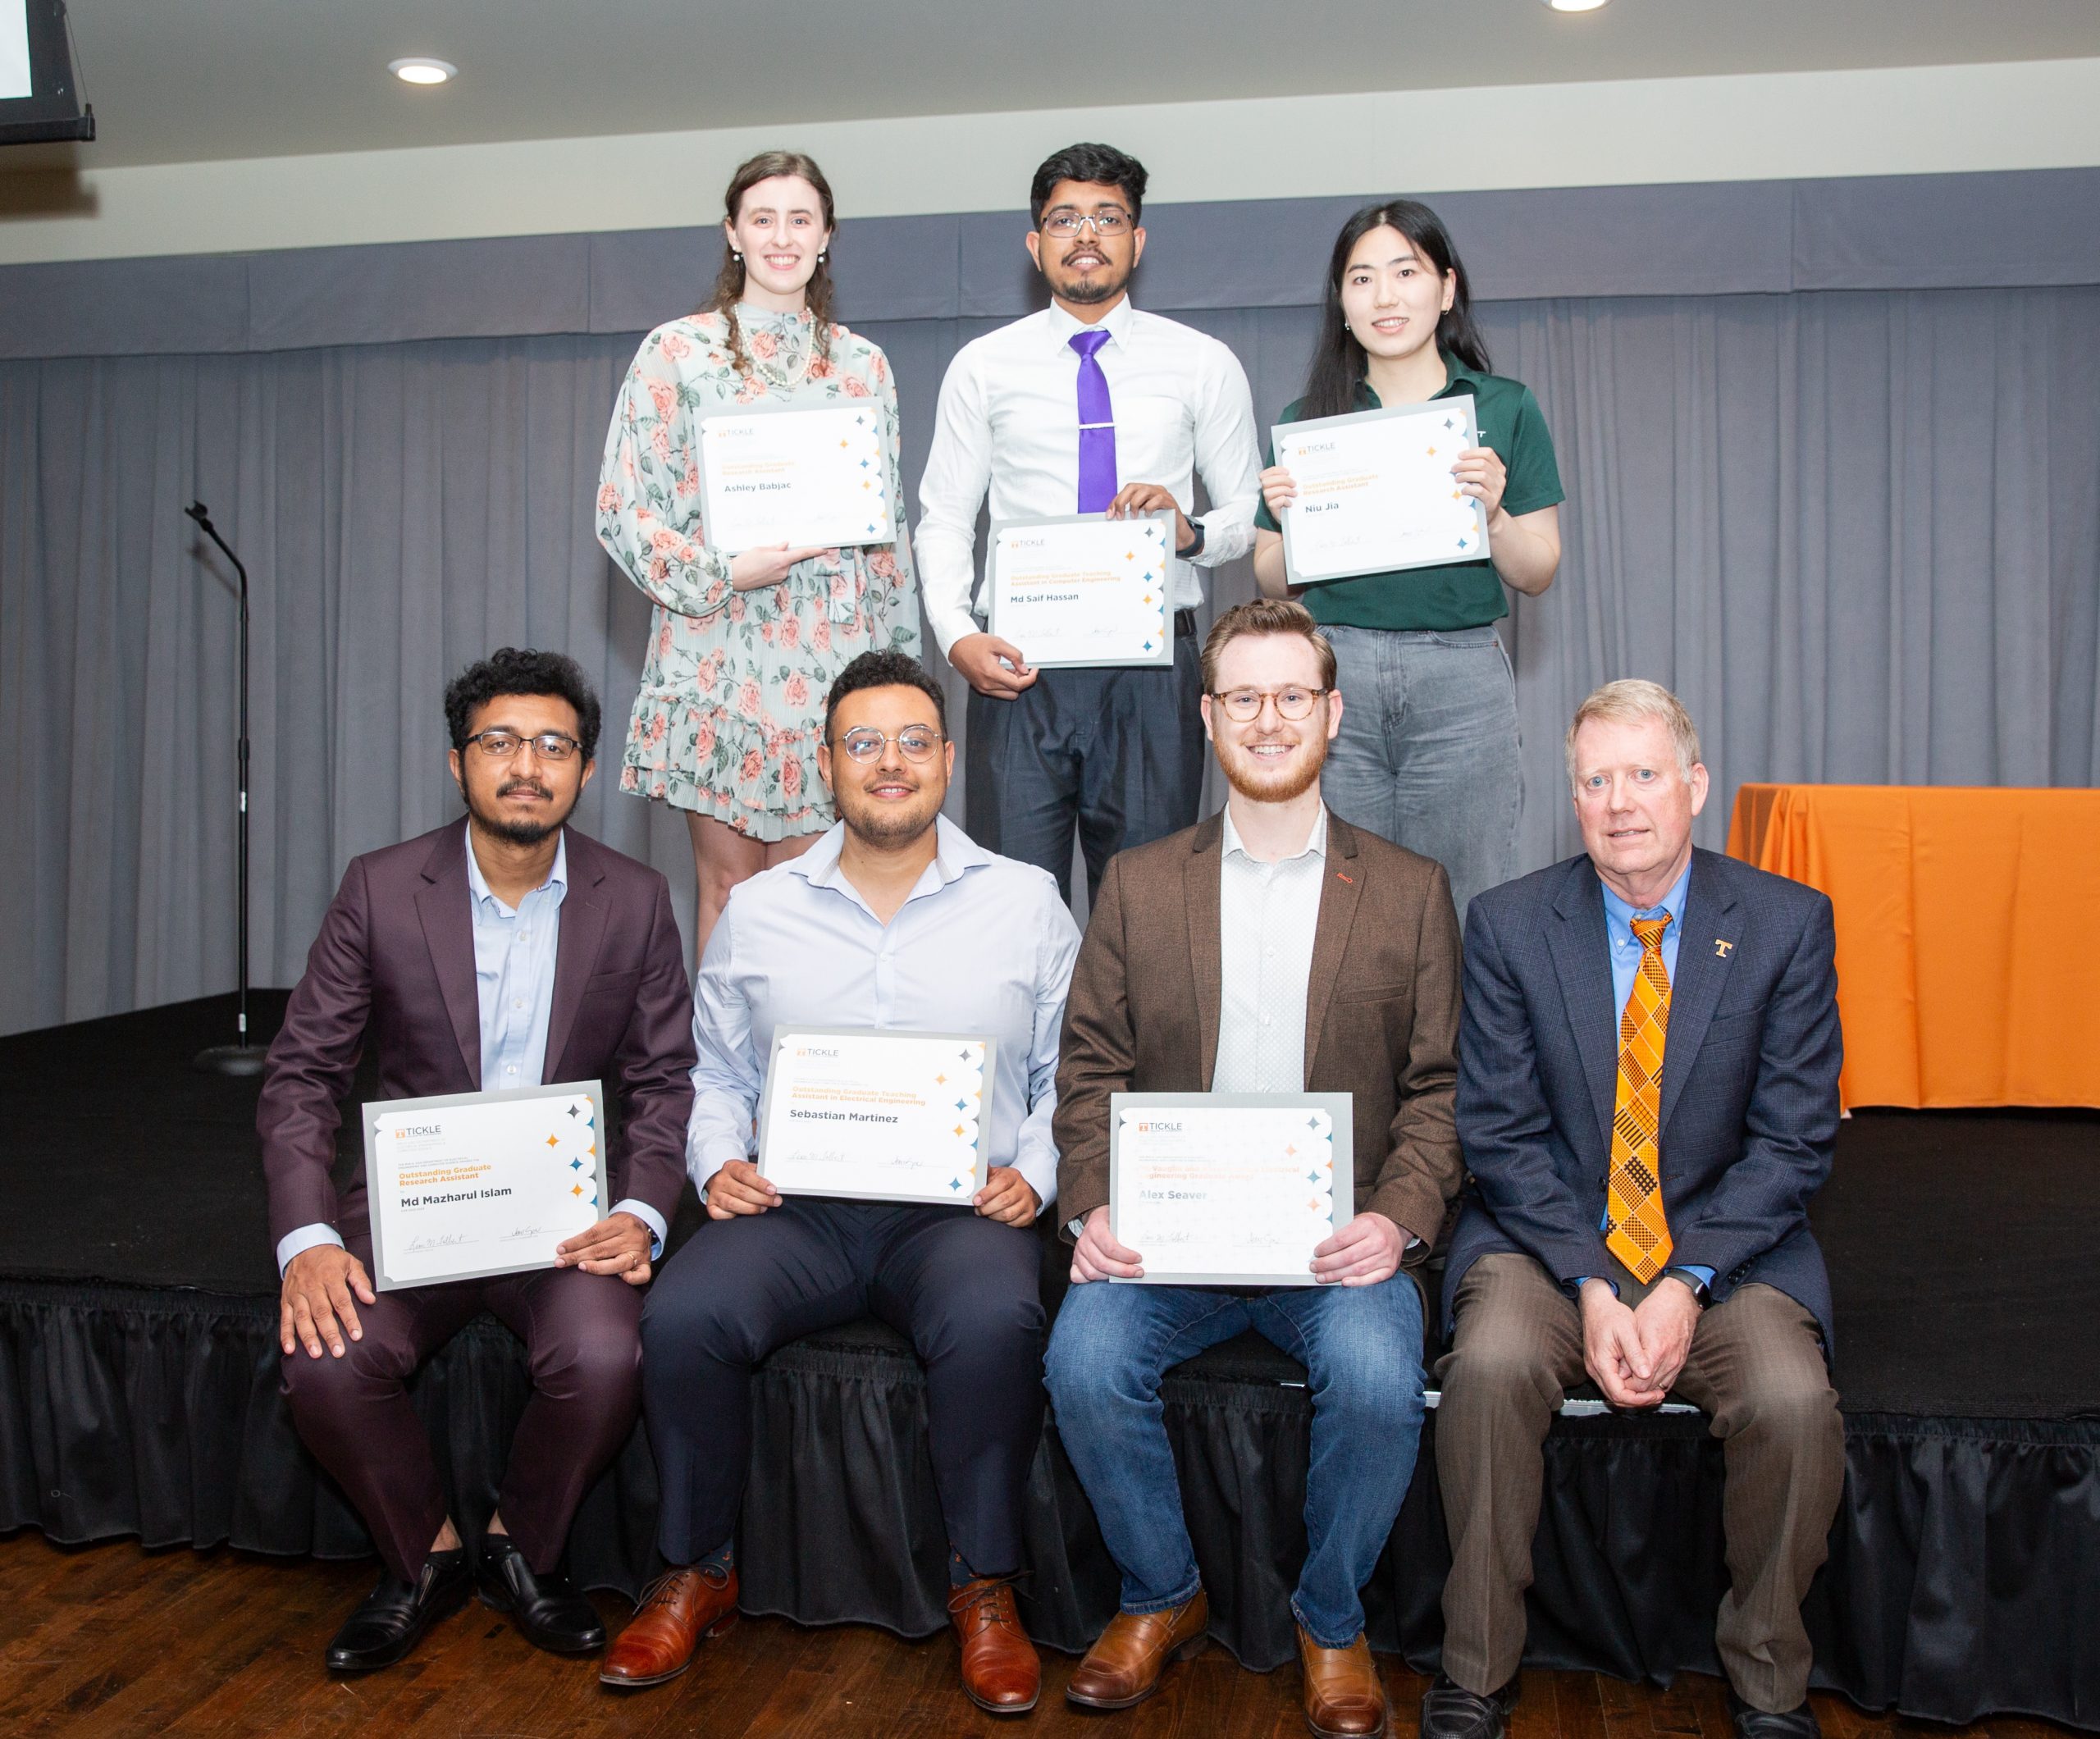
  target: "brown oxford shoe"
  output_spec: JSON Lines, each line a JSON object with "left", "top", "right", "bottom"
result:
{"left": 1065, "top": 1588, "right": 1209, "bottom": 1710}
{"left": 597, "top": 1563, "right": 738, "bottom": 1688}
{"left": 947, "top": 1576, "right": 1041, "bottom": 1714}
{"left": 1298, "top": 1625, "right": 1390, "bottom": 1738}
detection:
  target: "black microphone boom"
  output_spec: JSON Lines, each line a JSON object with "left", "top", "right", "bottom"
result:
{"left": 186, "top": 500, "right": 267, "bottom": 1076}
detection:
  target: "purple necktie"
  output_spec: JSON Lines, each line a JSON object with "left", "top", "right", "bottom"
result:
{"left": 1070, "top": 329, "right": 1118, "bottom": 512}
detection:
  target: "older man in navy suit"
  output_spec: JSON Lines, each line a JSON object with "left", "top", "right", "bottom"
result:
{"left": 1422, "top": 680, "right": 1844, "bottom": 1739}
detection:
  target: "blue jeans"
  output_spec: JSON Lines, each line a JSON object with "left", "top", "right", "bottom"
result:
{"left": 1044, "top": 1276, "right": 1427, "bottom": 1648}
{"left": 1322, "top": 623, "right": 1521, "bottom": 919}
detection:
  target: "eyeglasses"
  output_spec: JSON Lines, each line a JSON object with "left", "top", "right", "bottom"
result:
{"left": 1210, "top": 686, "right": 1330, "bottom": 723}
{"left": 1041, "top": 209, "right": 1132, "bottom": 238}
{"left": 838, "top": 726, "right": 944, "bottom": 763}
{"left": 463, "top": 729, "right": 583, "bottom": 762}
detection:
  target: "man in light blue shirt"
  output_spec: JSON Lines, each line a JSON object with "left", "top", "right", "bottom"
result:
{"left": 602, "top": 651, "right": 1080, "bottom": 1717}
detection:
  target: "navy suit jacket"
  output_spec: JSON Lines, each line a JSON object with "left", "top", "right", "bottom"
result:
{"left": 1441, "top": 847, "right": 1842, "bottom": 1348}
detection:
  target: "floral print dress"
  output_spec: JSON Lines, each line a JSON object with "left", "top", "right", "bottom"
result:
{"left": 597, "top": 304, "right": 922, "bottom": 841}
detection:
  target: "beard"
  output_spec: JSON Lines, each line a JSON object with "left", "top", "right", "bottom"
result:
{"left": 837, "top": 778, "right": 941, "bottom": 851}
{"left": 1215, "top": 729, "right": 1327, "bottom": 805}
{"left": 467, "top": 777, "right": 573, "bottom": 847}
{"left": 1043, "top": 254, "right": 1130, "bottom": 307}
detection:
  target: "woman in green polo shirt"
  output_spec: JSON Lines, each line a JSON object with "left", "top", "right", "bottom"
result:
{"left": 1253, "top": 199, "right": 1562, "bottom": 915}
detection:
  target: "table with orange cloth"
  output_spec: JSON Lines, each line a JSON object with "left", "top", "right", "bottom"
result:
{"left": 1726, "top": 783, "right": 2100, "bottom": 1109}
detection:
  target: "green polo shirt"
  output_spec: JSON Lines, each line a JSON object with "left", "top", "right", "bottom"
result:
{"left": 1255, "top": 353, "right": 1563, "bottom": 632}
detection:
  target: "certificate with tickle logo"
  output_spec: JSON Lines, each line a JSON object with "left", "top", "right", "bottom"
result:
{"left": 1275, "top": 395, "right": 1490, "bottom": 586}
{"left": 984, "top": 512, "right": 1176, "bottom": 669}
{"left": 1109, "top": 1092, "right": 1354, "bottom": 1285}
{"left": 363, "top": 1081, "right": 609, "bottom": 1292}
{"left": 758, "top": 1029, "right": 997, "bottom": 1206}
{"left": 697, "top": 403, "right": 894, "bottom": 553}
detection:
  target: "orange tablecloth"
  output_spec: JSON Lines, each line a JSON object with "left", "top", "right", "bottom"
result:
{"left": 1727, "top": 784, "right": 2100, "bottom": 1109}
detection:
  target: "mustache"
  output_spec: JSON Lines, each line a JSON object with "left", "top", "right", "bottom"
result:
{"left": 498, "top": 779, "right": 551, "bottom": 800}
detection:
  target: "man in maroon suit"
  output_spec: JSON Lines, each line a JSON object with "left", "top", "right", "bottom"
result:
{"left": 259, "top": 648, "right": 695, "bottom": 1673}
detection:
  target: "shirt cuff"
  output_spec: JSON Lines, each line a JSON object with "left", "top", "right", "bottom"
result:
{"left": 276, "top": 1222, "right": 344, "bottom": 1276}
{"left": 1010, "top": 1145, "right": 1059, "bottom": 1217}
{"left": 611, "top": 1198, "right": 667, "bottom": 1259}
{"left": 1573, "top": 1274, "right": 1618, "bottom": 1298}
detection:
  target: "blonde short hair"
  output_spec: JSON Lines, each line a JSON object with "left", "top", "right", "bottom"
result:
{"left": 1564, "top": 679, "right": 1703, "bottom": 791}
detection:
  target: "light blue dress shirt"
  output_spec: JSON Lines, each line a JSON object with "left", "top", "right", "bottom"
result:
{"left": 688, "top": 816, "right": 1081, "bottom": 1210}
{"left": 275, "top": 824, "right": 666, "bottom": 1274}
{"left": 1587, "top": 860, "right": 1711, "bottom": 1295}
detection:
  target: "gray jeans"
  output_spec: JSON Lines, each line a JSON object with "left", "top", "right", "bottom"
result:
{"left": 1321, "top": 623, "right": 1521, "bottom": 918}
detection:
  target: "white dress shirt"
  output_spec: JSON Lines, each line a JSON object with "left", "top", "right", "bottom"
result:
{"left": 1212, "top": 805, "right": 1329, "bottom": 1093}
{"left": 914, "top": 295, "right": 1262, "bottom": 655}
{"left": 275, "top": 824, "right": 667, "bottom": 1274}
{"left": 688, "top": 816, "right": 1082, "bottom": 1209}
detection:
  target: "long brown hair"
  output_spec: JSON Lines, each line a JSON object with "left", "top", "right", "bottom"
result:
{"left": 701, "top": 150, "right": 838, "bottom": 375}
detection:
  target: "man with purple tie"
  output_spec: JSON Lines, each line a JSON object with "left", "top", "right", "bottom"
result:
{"left": 916, "top": 142, "right": 1262, "bottom": 906}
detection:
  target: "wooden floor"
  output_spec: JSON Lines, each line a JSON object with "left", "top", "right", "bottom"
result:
{"left": 0, "top": 1530, "right": 2079, "bottom": 1739}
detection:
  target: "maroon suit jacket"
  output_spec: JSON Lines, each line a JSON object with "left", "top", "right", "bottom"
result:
{"left": 258, "top": 821, "right": 696, "bottom": 1250}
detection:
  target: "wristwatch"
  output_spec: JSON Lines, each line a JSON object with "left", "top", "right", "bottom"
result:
{"left": 1176, "top": 519, "right": 1206, "bottom": 560}
{"left": 1666, "top": 1267, "right": 1712, "bottom": 1305}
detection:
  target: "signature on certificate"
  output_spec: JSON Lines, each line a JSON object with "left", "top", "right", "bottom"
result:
{"left": 403, "top": 1232, "right": 472, "bottom": 1255}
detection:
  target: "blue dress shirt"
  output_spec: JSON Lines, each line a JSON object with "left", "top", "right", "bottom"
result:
{"left": 275, "top": 824, "right": 666, "bottom": 1273}
{"left": 1587, "top": 861, "right": 1712, "bottom": 1296}
{"left": 688, "top": 816, "right": 1080, "bottom": 1209}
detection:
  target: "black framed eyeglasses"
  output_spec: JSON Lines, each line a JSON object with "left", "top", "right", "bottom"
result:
{"left": 838, "top": 726, "right": 944, "bottom": 764}
{"left": 463, "top": 728, "right": 583, "bottom": 762}
{"left": 1209, "top": 686, "right": 1330, "bottom": 723}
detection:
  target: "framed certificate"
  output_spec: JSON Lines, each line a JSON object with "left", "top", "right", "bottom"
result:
{"left": 1274, "top": 395, "right": 1491, "bottom": 586}
{"left": 1108, "top": 1091, "right": 1354, "bottom": 1285}
{"left": 362, "top": 1080, "right": 609, "bottom": 1292}
{"left": 757, "top": 1027, "right": 997, "bottom": 1206}
{"left": 984, "top": 512, "right": 1176, "bottom": 669}
{"left": 696, "top": 402, "right": 895, "bottom": 554}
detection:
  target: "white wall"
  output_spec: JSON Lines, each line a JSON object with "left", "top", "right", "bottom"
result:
{"left": 5, "top": 56, "right": 2100, "bottom": 264}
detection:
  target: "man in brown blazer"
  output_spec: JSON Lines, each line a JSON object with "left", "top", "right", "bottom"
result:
{"left": 1045, "top": 600, "right": 1463, "bottom": 1739}
{"left": 259, "top": 649, "right": 695, "bottom": 1674}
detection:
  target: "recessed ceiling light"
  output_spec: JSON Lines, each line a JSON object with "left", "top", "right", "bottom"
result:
{"left": 389, "top": 57, "right": 457, "bottom": 86}
{"left": 1545, "top": 0, "right": 1609, "bottom": 10}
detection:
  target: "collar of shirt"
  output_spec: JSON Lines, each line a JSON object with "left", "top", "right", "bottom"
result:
{"left": 788, "top": 815, "right": 992, "bottom": 917}
{"left": 1356, "top": 346, "right": 1480, "bottom": 412}
{"left": 1599, "top": 856, "right": 1691, "bottom": 951}
{"left": 463, "top": 821, "right": 568, "bottom": 916}
{"left": 1220, "top": 801, "right": 1329, "bottom": 867}
{"left": 1044, "top": 294, "right": 1134, "bottom": 357}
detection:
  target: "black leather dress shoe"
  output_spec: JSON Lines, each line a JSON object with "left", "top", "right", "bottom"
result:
{"left": 326, "top": 1549, "right": 472, "bottom": 1672}
{"left": 1421, "top": 1672, "right": 1519, "bottom": 1739}
{"left": 475, "top": 1533, "right": 607, "bottom": 1655}
{"left": 1728, "top": 1689, "right": 1823, "bottom": 1739}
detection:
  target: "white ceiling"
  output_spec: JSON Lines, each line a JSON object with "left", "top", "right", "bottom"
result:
{"left": 30, "top": 0, "right": 2100, "bottom": 168}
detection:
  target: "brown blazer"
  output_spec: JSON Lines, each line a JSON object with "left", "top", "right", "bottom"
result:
{"left": 258, "top": 822, "right": 696, "bottom": 1250}
{"left": 1053, "top": 810, "right": 1463, "bottom": 1257}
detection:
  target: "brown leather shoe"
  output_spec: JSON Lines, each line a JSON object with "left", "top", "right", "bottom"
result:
{"left": 597, "top": 1564, "right": 738, "bottom": 1688}
{"left": 1298, "top": 1625, "right": 1389, "bottom": 1738}
{"left": 947, "top": 1576, "right": 1040, "bottom": 1714}
{"left": 1065, "top": 1589, "right": 1208, "bottom": 1709}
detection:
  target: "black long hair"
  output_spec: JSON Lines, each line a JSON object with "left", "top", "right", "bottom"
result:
{"left": 1298, "top": 199, "right": 1492, "bottom": 422}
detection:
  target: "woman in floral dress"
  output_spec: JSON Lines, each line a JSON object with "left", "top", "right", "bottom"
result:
{"left": 597, "top": 149, "right": 922, "bottom": 955}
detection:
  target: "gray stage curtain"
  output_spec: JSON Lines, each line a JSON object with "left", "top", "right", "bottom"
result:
{"left": 3, "top": 287, "right": 2097, "bottom": 1034}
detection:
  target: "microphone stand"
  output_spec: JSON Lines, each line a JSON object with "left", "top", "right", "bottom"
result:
{"left": 186, "top": 501, "right": 267, "bottom": 1076}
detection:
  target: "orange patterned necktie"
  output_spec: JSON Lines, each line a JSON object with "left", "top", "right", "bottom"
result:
{"left": 1606, "top": 914, "right": 1674, "bottom": 1283}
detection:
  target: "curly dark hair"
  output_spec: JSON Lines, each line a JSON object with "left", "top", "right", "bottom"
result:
{"left": 443, "top": 648, "right": 602, "bottom": 761}
{"left": 822, "top": 650, "right": 947, "bottom": 742}
{"left": 1029, "top": 142, "right": 1148, "bottom": 228}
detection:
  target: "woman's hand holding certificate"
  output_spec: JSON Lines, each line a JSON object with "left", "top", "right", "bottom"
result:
{"left": 1271, "top": 394, "right": 1492, "bottom": 586}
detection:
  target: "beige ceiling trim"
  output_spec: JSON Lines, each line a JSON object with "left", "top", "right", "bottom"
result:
{"left": 2, "top": 57, "right": 2098, "bottom": 266}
